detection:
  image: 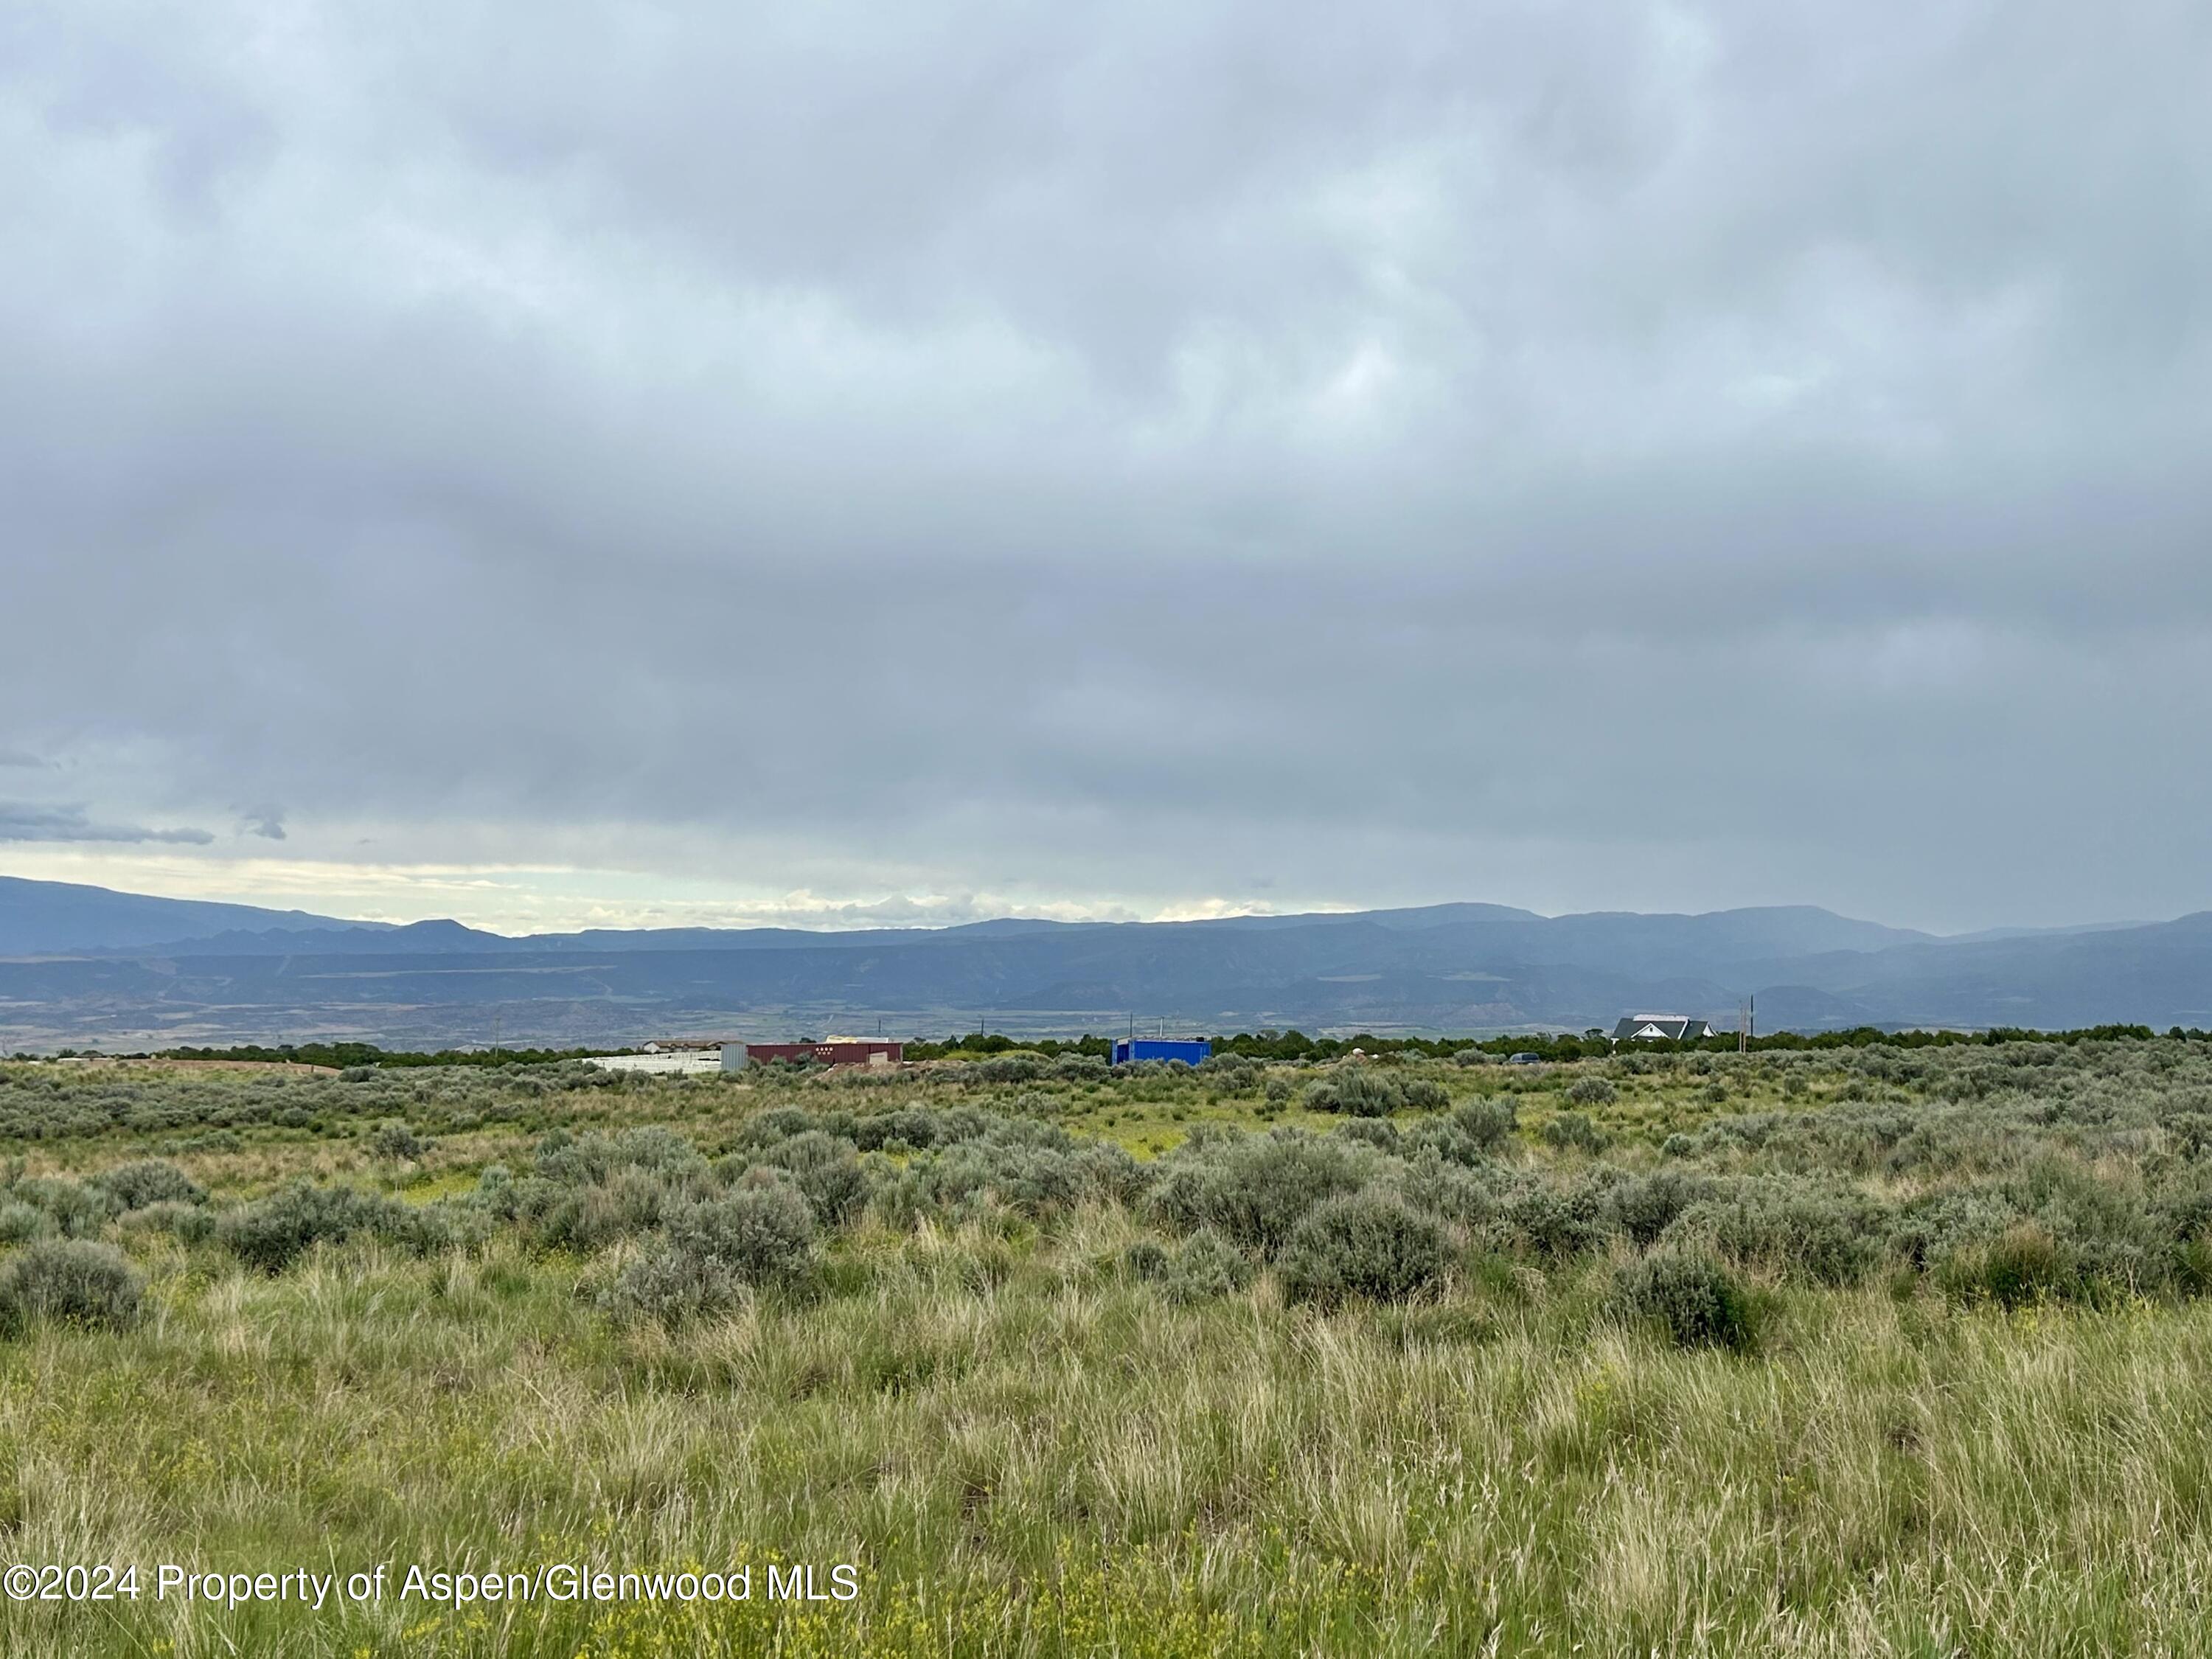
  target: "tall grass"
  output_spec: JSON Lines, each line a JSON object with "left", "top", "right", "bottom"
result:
{"left": 0, "top": 1044, "right": 2210, "bottom": 1654}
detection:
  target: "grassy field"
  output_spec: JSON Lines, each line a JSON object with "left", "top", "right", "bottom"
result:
{"left": 2, "top": 1043, "right": 2212, "bottom": 1655}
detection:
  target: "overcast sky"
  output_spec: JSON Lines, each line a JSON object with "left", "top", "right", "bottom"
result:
{"left": 4, "top": 0, "right": 2210, "bottom": 936}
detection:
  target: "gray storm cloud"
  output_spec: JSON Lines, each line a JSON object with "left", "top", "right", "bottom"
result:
{"left": 0, "top": 804, "right": 215, "bottom": 846}
{"left": 1, "top": 0, "right": 2208, "bottom": 930}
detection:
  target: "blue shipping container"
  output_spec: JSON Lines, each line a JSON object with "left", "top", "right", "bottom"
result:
{"left": 1111, "top": 1038, "right": 1213, "bottom": 1066}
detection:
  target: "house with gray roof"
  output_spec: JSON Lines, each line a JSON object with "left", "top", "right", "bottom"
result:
{"left": 1612, "top": 1013, "right": 1716, "bottom": 1042}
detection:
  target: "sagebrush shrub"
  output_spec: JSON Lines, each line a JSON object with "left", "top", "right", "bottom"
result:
{"left": 1198, "top": 1055, "right": 1262, "bottom": 1093}
{"left": 748, "top": 1130, "right": 872, "bottom": 1226}
{"left": 1567, "top": 1076, "right": 1618, "bottom": 1106}
{"left": 119, "top": 1200, "right": 213, "bottom": 1242}
{"left": 8, "top": 1177, "right": 115, "bottom": 1239}
{"left": 1666, "top": 1180, "right": 1885, "bottom": 1287}
{"left": 1936, "top": 1222, "right": 2066, "bottom": 1308}
{"left": 1401, "top": 1100, "right": 1516, "bottom": 1167}
{"left": 1611, "top": 1248, "right": 1759, "bottom": 1353}
{"left": 94, "top": 1159, "right": 206, "bottom": 1211}
{"left": 1455, "top": 1097, "right": 1517, "bottom": 1147}
{"left": 0, "top": 1201, "right": 51, "bottom": 1245}
{"left": 526, "top": 1164, "right": 717, "bottom": 1252}
{"left": 217, "top": 1182, "right": 414, "bottom": 1273}
{"left": 1276, "top": 1190, "right": 1449, "bottom": 1307}
{"left": 604, "top": 1183, "right": 817, "bottom": 1325}
{"left": 1394, "top": 1148, "right": 1505, "bottom": 1227}
{"left": 969, "top": 1055, "right": 1046, "bottom": 1085}
{"left": 1123, "top": 1239, "right": 1171, "bottom": 1281}
{"left": 2004, "top": 1155, "right": 2160, "bottom": 1293}
{"left": 874, "top": 1128, "right": 1141, "bottom": 1227}
{"left": 668, "top": 1184, "right": 817, "bottom": 1288}
{"left": 534, "top": 1127, "right": 708, "bottom": 1186}
{"left": 371, "top": 1120, "right": 431, "bottom": 1161}
{"left": 0, "top": 1240, "right": 145, "bottom": 1336}
{"left": 602, "top": 1245, "right": 747, "bottom": 1326}
{"left": 1335, "top": 1119, "right": 1399, "bottom": 1150}
{"left": 1150, "top": 1130, "right": 1365, "bottom": 1258}
{"left": 1500, "top": 1178, "right": 1614, "bottom": 1261}
{"left": 1540, "top": 1113, "right": 1605, "bottom": 1154}
{"left": 1161, "top": 1229, "right": 1252, "bottom": 1304}
{"left": 1605, "top": 1171, "right": 1717, "bottom": 1248}
{"left": 1306, "top": 1068, "right": 1404, "bottom": 1119}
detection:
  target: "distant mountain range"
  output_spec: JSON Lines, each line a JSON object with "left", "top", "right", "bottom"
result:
{"left": 0, "top": 875, "right": 392, "bottom": 955}
{"left": 2, "top": 876, "right": 2209, "bottom": 1049}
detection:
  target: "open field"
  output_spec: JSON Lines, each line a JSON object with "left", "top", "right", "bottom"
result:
{"left": 4, "top": 1042, "right": 2212, "bottom": 1655}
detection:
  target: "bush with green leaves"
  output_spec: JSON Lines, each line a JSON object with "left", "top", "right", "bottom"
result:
{"left": 0, "top": 1201, "right": 52, "bottom": 1245}
{"left": 1888, "top": 1188, "right": 2013, "bottom": 1272}
{"left": 1276, "top": 1190, "right": 1449, "bottom": 1307}
{"left": 1611, "top": 1247, "right": 1759, "bottom": 1353}
{"left": 1566, "top": 1076, "right": 1618, "bottom": 1107}
{"left": 1199, "top": 1055, "right": 1262, "bottom": 1093}
{"left": 1123, "top": 1239, "right": 1171, "bottom": 1282}
{"left": 2001, "top": 1155, "right": 2161, "bottom": 1293}
{"left": 0, "top": 1239, "right": 145, "bottom": 1336}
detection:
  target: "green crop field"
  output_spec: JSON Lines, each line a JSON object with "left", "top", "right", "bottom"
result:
{"left": 3, "top": 1040, "right": 2212, "bottom": 1656}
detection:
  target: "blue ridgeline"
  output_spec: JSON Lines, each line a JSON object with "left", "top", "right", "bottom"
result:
{"left": 1110, "top": 1037, "right": 1213, "bottom": 1066}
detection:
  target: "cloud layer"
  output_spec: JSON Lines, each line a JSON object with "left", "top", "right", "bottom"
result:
{"left": 0, "top": 804, "right": 213, "bottom": 846}
{"left": 3, "top": 0, "right": 2209, "bottom": 931}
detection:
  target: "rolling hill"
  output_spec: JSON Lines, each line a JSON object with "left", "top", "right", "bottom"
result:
{"left": 1, "top": 877, "right": 2208, "bottom": 1048}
